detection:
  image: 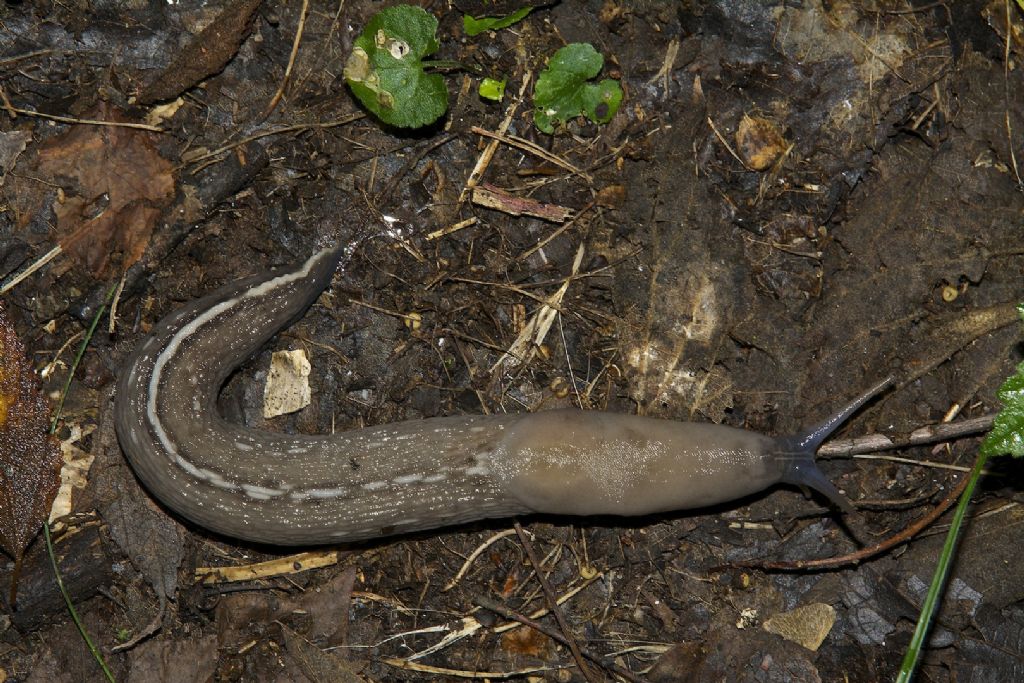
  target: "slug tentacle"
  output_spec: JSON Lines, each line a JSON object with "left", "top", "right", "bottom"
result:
{"left": 774, "top": 376, "right": 894, "bottom": 512}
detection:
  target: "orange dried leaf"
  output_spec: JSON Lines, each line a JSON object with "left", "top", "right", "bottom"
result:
{"left": 0, "top": 303, "right": 61, "bottom": 563}
{"left": 735, "top": 114, "right": 788, "bottom": 171}
{"left": 500, "top": 626, "right": 551, "bottom": 657}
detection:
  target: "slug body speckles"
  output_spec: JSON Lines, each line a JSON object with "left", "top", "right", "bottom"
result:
{"left": 493, "top": 410, "right": 778, "bottom": 516}
{"left": 114, "top": 247, "right": 531, "bottom": 545}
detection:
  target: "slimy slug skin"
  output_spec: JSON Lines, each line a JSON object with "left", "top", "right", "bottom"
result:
{"left": 114, "top": 246, "right": 887, "bottom": 545}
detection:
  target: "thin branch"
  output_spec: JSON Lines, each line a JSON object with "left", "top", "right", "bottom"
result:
{"left": 180, "top": 114, "right": 364, "bottom": 167}
{"left": 726, "top": 470, "right": 970, "bottom": 571}
{"left": 1, "top": 105, "right": 163, "bottom": 131}
{"left": 513, "top": 521, "right": 599, "bottom": 683}
{"left": 261, "top": 0, "right": 309, "bottom": 120}
{"left": 819, "top": 414, "right": 995, "bottom": 458}
{"left": 474, "top": 594, "right": 645, "bottom": 683}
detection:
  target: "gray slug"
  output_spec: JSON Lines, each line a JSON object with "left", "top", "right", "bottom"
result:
{"left": 114, "top": 245, "right": 890, "bottom": 546}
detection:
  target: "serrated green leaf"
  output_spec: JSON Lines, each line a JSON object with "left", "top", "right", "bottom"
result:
{"left": 533, "top": 43, "right": 623, "bottom": 134}
{"left": 980, "top": 303, "right": 1024, "bottom": 457}
{"left": 343, "top": 5, "right": 447, "bottom": 128}
{"left": 463, "top": 7, "right": 533, "bottom": 37}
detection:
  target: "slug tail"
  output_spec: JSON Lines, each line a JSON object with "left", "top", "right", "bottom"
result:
{"left": 777, "top": 376, "right": 894, "bottom": 512}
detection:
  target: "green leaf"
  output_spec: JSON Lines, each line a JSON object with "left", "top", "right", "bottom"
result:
{"left": 463, "top": 7, "right": 533, "bottom": 37}
{"left": 343, "top": 5, "right": 447, "bottom": 128}
{"left": 980, "top": 303, "right": 1024, "bottom": 457}
{"left": 533, "top": 43, "right": 623, "bottom": 134}
{"left": 479, "top": 77, "right": 507, "bottom": 102}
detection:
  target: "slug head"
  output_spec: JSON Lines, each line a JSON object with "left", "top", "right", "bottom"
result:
{"left": 774, "top": 376, "right": 894, "bottom": 513}
{"left": 774, "top": 440, "right": 854, "bottom": 512}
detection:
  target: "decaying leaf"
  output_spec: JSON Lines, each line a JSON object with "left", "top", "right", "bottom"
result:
{"left": 0, "top": 130, "right": 31, "bottom": 187}
{"left": 36, "top": 103, "right": 175, "bottom": 277}
{"left": 501, "top": 625, "right": 552, "bottom": 658}
{"left": 343, "top": 5, "right": 447, "bottom": 128}
{"left": 0, "top": 303, "right": 62, "bottom": 589}
{"left": 620, "top": 265, "right": 736, "bottom": 422}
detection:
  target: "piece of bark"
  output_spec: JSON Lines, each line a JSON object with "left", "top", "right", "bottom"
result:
{"left": 137, "top": 0, "right": 263, "bottom": 105}
{"left": 5, "top": 520, "right": 114, "bottom": 631}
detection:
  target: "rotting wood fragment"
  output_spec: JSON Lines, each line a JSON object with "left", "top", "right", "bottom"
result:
{"left": 137, "top": 0, "right": 263, "bottom": 105}
{"left": 472, "top": 184, "right": 574, "bottom": 222}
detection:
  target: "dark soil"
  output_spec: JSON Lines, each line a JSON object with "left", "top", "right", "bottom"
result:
{"left": 1, "top": 0, "right": 1023, "bottom": 681}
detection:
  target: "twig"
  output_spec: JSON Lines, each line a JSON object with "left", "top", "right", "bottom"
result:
{"left": 706, "top": 115, "right": 747, "bottom": 168}
{"left": 406, "top": 575, "right": 601, "bottom": 661}
{"left": 443, "top": 529, "right": 516, "bottom": 591}
{"left": 471, "top": 126, "right": 592, "bottom": 182}
{"left": 727, "top": 471, "right": 970, "bottom": 571}
{"left": 381, "top": 656, "right": 553, "bottom": 679}
{"left": 518, "top": 199, "right": 595, "bottom": 261}
{"left": 513, "top": 521, "right": 598, "bottom": 683}
{"left": 459, "top": 73, "right": 532, "bottom": 207}
{"left": 852, "top": 453, "right": 990, "bottom": 475}
{"left": 180, "top": 114, "right": 364, "bottom": 167}
{"left": 195, "top": 551, "right": 341, "bottom": 584}
{"left": 472, "top": 184, "right": 574, "bottom": 222}
{"left": 0, "top": 245, "right": 62, "bottom": 295}
{"left": 261, "top": 0, "right": 309, "bottom": 120}
{"left": 818, "top": 414, "right": 995, "bottom": 458}
{"left": 0, "top": 49, "right": 53, "bottom": 68}
{"left": 492, "top": 243, "right": 584, "bottom": 372}
{"left": 1003, "top": 0, "right": 1022, "bottom": 188}
{"left": 0, "top": 105, "right": 163, "bottom": 131}
{"left": 348, "top": 297, "right": 420, "bottom": 323}
{"left": 647, "top": 38, "right": 680, "bottom": 97}
{"left": 426, "top": 217, "right": 478, "bottom": 240}
{"left": 474, "top": 595, "right": 645, "bottom": 683}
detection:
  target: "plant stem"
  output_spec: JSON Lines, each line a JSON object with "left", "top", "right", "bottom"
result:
{"left": 45, "top": 524, "right": 116, "bottom": 681}
{"left": 45, "top": 283, "right": 118, "bottom": 680}
{"left": 895, "top": 451, "right": 988, "bottom": 682}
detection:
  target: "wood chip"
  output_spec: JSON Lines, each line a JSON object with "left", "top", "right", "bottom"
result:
{"left": 263, "top": 349, "right": 311, "bottom": 418}
{"left": 762, "top": 602, "right": 836, "bottom": 652}
{"left": 472, "top": 184, "right": 574, "bottom": 223}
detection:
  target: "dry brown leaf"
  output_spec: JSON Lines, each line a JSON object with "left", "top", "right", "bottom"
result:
{"left": 36, "top": 103, "right": 175, "bottom": 277}
{"left": 0, "top": 303, "right": 62, "bottom": 595}
{"left": 263, "top": 349, "right": 312, "bottom": 418}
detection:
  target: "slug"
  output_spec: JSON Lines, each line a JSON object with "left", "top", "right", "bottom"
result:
{"left": 114, "top": 245, "right": 890, "bottom": 546}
